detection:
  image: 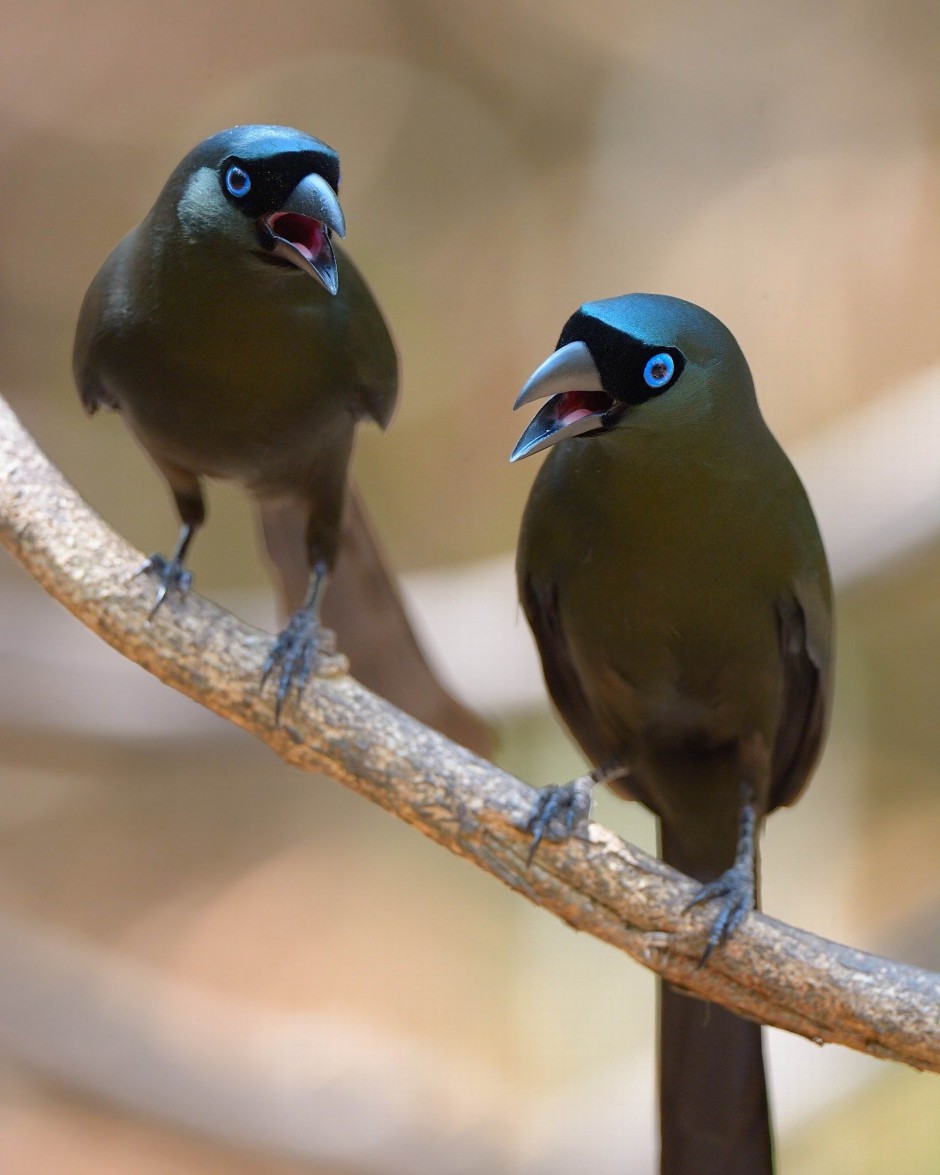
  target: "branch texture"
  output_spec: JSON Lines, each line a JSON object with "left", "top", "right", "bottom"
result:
{"left": 1, "top": 394, "right": 938, "bottom": 1074}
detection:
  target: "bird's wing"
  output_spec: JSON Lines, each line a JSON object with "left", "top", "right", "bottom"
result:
{"left": 519, "top": 571, "right": 614, "bottom": 767}
{"left": 73, "top": 269, "right": 115, "bottom": 413}
{"left": 335, "top": 247, "right": 399, "bottom": 430}
{"left": 769, "top": 579, "right": 833, "bottom": 810}
{"left": 319, "top": 484, "right": 493, "bottom": 758}
{"left": 72, "top": 234, "right": 137, "bottom": 414}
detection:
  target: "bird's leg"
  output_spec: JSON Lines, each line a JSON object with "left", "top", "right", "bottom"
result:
{"left": 135, "top": 522, "right": 196, "bottom": 618}
{"left": 261, "top": 560, "right": 331, "bottom": 722}
{"left": 685, "top": 783, "right": 758, "bottom": 963}
{"left": 134, "top": 467, "right": 204, "bottom": 618}
{"left": 526, "top": 760, "right": 630, "bottom": 865}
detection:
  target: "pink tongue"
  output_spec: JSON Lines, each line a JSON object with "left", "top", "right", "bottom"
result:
{"left": 559, "top": 406, "right": 594, "bottom": 426}
{"left": 272, "top": 214, "right": 325, "bottom": 261}
{"left": 294, "top": 226, "right": 325, "bottom": 263}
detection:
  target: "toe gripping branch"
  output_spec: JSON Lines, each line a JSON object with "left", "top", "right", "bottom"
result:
{"left": 685, "top": 786, "right": 758, "bottom": 964}
{"left": 261, "top": 560, "right": 330, "bottom": 722}
{"left": 136, "top": 523, "right": 196, "bottom": 619}
{"left": 525, "top": 761, "right": 629, "bottom": 865}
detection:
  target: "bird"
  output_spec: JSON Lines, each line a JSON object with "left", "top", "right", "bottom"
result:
{"left": 73, "top": 124, "right": 490, "bottom": 753}
{"left": 511, "top": 293, "right": 833, "bottom": 1175}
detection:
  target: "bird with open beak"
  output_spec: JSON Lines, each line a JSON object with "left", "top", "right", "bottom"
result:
{"left": 512, "top": 293, "right": 833, "bottom": 1175}
{"left": 73, "top": 124, "right": 490, "bottom": 754}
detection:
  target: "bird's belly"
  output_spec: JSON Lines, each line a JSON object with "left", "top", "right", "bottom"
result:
{"left": 110, "top": 305, "right": 359, "bottom": 485}
{"left": 124, "top": 375, "right": 353, "bottom": 487}
{"left": 562, "top": 615, "right": 775, "bottom": 838}
{"left": 556, "top": 543, "right": 785, "bottom": 770}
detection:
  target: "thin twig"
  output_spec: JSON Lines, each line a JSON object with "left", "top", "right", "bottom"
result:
{"left": 0, "top": 393, "right": 937, "bottom": 1074}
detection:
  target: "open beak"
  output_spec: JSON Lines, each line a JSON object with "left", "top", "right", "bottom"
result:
{"left": 510, "top": 341, "right": 613, "bottom": 462}
{"left": 259, "top": 173, "right": 346, "bottom": 295}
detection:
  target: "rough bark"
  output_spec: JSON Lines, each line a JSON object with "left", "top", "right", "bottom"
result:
{"left": 1, "top": 394, "right": 937, "bottom": 1074}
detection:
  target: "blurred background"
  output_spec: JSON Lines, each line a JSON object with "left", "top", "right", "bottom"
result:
{"left": 1, "top": 1, "right": 939, "bottom": 1171}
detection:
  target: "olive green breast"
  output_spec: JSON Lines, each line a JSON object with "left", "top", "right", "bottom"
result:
{"left": 518, "top": 415, "right": 829, "bottom": 769}
{"left": 79, "top": 232, "right": 397, "bottom": 489}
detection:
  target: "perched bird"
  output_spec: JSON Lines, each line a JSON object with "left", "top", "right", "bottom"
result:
{"left": 511, "top": 294, "right": 833, "bottom": 1175}
{"left": 74, "top": 124, "right": 489, "bottom": 753}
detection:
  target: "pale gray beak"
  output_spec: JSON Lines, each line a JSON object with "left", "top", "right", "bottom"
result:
{"left": 260, "top": 173, "right": 346, "bottom": 295}
{"left": 510, "top": 341, "right": 611, "bottom": 462}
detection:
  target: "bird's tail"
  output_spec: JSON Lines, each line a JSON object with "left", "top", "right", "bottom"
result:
{"left": 658, "top": 826, "right": 773, "bottom": 1175}
{"left": 316, "top": 484, "right": 493, "bottom": 758}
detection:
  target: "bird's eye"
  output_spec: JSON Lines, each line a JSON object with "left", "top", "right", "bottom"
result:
{"left": 225, "top": 165, "right": 251, "bottom": 198}
{"left": 643, "top": 352, "right": 675, "bottom": 389}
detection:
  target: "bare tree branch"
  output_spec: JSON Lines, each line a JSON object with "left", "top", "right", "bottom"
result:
{"left": 1, "top": 393, "right": 938, "bottom": 1074}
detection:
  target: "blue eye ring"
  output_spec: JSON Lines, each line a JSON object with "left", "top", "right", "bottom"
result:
{"left": 225, "top": 165, "right": 251, "bottom": 198}
{"left": 643, "top": 352, "right": 675, "bottom": 389}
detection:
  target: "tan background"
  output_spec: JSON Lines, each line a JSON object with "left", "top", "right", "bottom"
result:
{"left": 1, "top": 1, "right": 939, "bottom": 1171}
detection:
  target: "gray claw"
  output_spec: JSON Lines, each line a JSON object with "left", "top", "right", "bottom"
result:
{"left": 262, "top": 611, "right": 321, "bottom": 722}
{"left": 685, "top": 862, "right": 756, "bottom": 965}
{"left": 136, "top": 553, "right": 193, "bottom": 618}
{"left": 525, "top": 777, "right": 594, "bottom": 865}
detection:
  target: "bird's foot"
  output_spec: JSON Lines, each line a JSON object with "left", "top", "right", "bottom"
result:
{"left": 261, "top": 610, "right": 335, "bottom": 722}
{"left": 685, "top": 861, "right": 756, "bottom": 964}
{"left": 525, "top": 775, "right": 594, "bottom": 865}
{"left": 134, "top": 553, "right": 193, "bottom": 618}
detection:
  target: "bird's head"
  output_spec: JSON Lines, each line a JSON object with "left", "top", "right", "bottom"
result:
{"left": 165, "top": 124, "right": 346, "bottom": 294}
{"left": 510, "top": 293, "right": 758, "bottom": 462}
